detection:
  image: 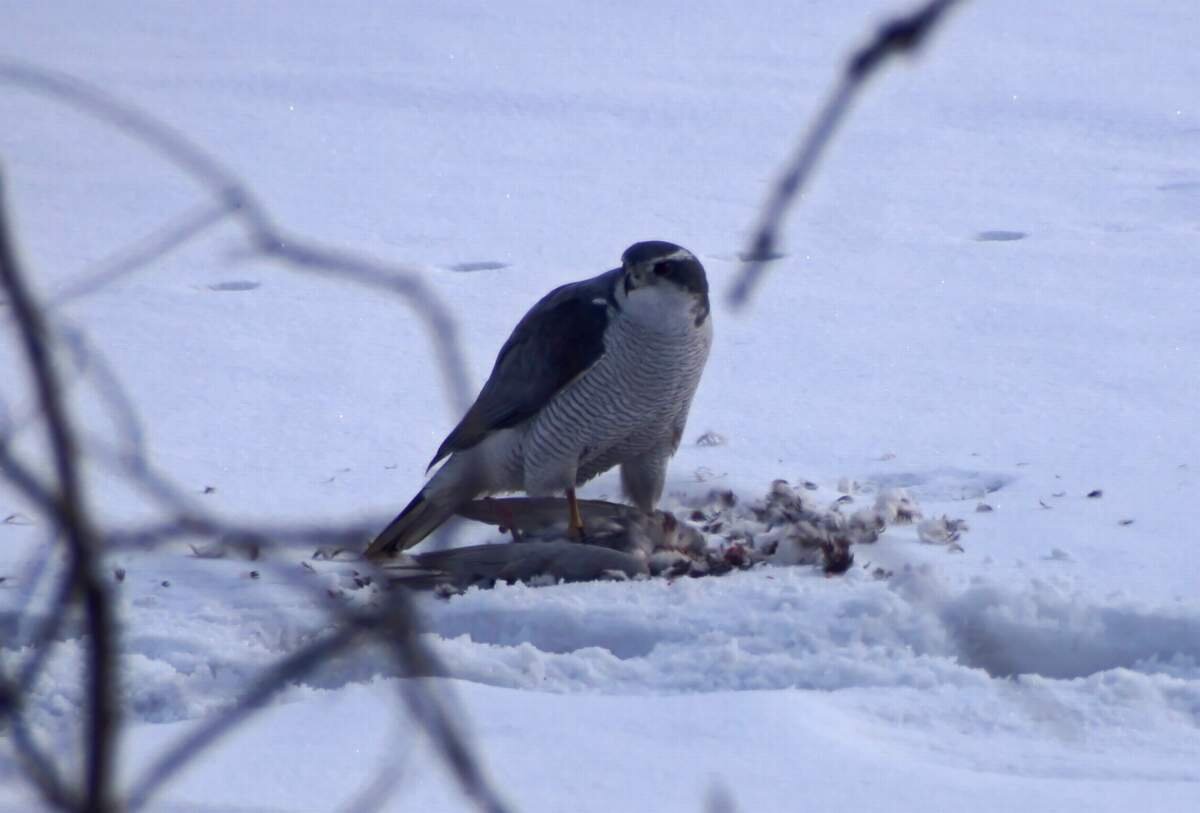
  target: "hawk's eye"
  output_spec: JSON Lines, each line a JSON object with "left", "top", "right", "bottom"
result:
{"left": 654, "top": 261, "right": 673, "bottom": 276}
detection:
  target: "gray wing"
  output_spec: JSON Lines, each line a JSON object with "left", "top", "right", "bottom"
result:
{"left": 428, "top": 267, "right": 621, "bottom": 469}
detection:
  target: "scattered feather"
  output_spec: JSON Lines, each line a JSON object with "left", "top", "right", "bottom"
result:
{"left": 381, "top": 480, "right": 932, "bottom": 591}
{"left": 189, "top": 535, "right": 261, "bottom": 560}
{"left": 917, "top": 515, "right": 969, "bottom": 546}
{"left": 874, "top": 489, "right": 921, "bottom": 524}
{"left": 189, "top": 542, "right": 226, "bottom": 559}
{"left": 696, "top": 430, "right": 727, "bottom": 447}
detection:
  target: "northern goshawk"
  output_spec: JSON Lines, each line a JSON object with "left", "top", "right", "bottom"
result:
{"left": 365, "top": 240, "right": 712, "bottom": 558}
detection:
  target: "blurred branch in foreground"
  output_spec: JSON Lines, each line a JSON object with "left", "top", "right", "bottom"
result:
{"left": 0, "top": 69, "right": 507, "bottom": 810}
{"left": 729, "top": 0, "right": 964, "bottom": 306}
{"left": 0, "top": 171, "right": 117, "bottom": 811}
{"left": 0, "top": 61, "right": 472, "bottom": 414}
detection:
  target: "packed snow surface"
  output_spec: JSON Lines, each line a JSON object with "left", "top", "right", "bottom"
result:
{"left": 2, "top": 0, "right": 1199, "bottom": 810}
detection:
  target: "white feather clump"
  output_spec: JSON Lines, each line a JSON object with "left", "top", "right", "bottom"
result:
{"left": 874, "top": 488, "right": 922, "bottom": 525}
{"left": 916, "top": 515, "right": 969, "bottom": 546}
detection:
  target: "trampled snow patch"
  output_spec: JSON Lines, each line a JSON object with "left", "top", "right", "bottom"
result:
{"left": 8, "top": 524, "right": 1200, "bottom": 752}
{"left": 424, "top": 565, "right": 1200, "bottom": 693}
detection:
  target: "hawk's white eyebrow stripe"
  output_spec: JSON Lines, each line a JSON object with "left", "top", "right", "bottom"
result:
{"left": 659, "top": 249, "right": 695, "bottom": 262}
{"left": 591, "top": 297, "right": 607, "bottom": 305}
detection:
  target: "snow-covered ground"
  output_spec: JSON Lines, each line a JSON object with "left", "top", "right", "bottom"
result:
{"left": 2, "top": 0, "right": 1199, "bottom": 810}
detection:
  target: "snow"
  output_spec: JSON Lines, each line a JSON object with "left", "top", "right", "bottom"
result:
{"left": 2, "top": 0, "right": 1199, "bottom": 810}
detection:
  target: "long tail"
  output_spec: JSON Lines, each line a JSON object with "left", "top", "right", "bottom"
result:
{"left": 365, "top": 462, "right": 478, "bottom": 559}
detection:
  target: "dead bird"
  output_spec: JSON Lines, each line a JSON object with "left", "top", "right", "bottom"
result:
{"left": 382, "top": 540, "right": 649, "bottom": 592}
{"left": 380, "top": 497, "right": 715, "bottom": 591}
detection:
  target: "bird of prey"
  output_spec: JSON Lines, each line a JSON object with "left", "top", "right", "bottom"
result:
{"left": 365, "top": 240, "right": 712, "bottom": 559}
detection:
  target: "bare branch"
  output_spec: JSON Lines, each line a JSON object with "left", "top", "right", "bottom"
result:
{"left": 0, "top": 174, "right": 118, "bottom": 810}
{"left": 0, "top": 61, "right": 499, "bottom": 813}
{"left": 0, "top": 60, "right": 472, "bottom": 412}
{"left": 1, "top": 685, "right": 78, "bottom": 811}
{"left": 338, "top": 730, "right": 411, "bottom": 813}
{"left": 127, "top": 587, "right": 509, "bottom": 813}
{"left": 50, "top": 202, "right": 230, "bottom": 308}
{"left": 729, "top": 0, "right": 964, "bottom": 306}
{"left": 79, "top": 435, "right": 378, "bottom": 552}
{"left": 0, "top": 64, "right": 254, "bottom": 219}
{"left": 386, "top": 642, "right": 511, "bottom": 813}
{"left": 14, "top": 568, "right": 78, "bottom": 698}
{"left": 0, "top": 527, "right": 71, "bottom": 702}
{"left": 125, "top": 620, "right": 365, "bottom": 811}
{"left": 247, "top": 236, "right": 471, "bottom": 411}
{"left": 0, "top": 441, "right": 59, "bottom": 517}
{"left": 53, "top": 325, "right": 149, "bottom": 467}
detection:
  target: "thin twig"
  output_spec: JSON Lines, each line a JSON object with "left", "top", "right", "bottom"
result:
{"left": 0, "top": 528, "right": 63, "bottom": 659}
{"left": 338, "top": 727, "right": 411, "bottom": 813}
{"left": 79, "top": 436, "right": 378, "bottom": 551}
{"left": 54, "top": 324, "right": 149, "bottom": 466}
{"left": 2, "top": 685, "right": 78, "bottom": 811}
{"left": 0, "top": 60, "right": 472, "bottom": 412}
{"left": 125, "top": 621, "right": 365, "bottom": 811}
{"left": 0, "top": 51, "right": 510, "bottom": 813}
{"left": 387, "top": 648, "right": 510, "bottom": 813}
{"left": 0, "top": 174, "right": 117, "bottom": 810}
{"left": 124, "top": 590, "right": 507, "bottom": 812}
{"left": 49, "top": 202, "right": 230, "bottom": 308}
{"left": 14, "top": 568, "right": 79, "bottom": 698}
{"left": 0, "top": 442, "right": 59, "bottom": 517}
{"left": 729, "top": 0, "right": 964, "bottom": 306}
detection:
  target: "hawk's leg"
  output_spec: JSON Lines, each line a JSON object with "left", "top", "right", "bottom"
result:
{"left": 566, "top": 487, "right": 585, "bottom": 539}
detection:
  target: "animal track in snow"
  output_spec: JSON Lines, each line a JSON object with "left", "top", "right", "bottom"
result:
{"left": 446, "top": 261, "right": 510, "bottom": 273}
{"left": 1157, "top": 180, "right": 1200, "bottom": 193}
{"left": 207, "top": 280, "right": 261, "bottom": 292}
{"left": 974, "top": 230, "right": 1027, "bottom": 242}
{"left": 926, "top": 576, "right": 1200, "bottom": 681}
